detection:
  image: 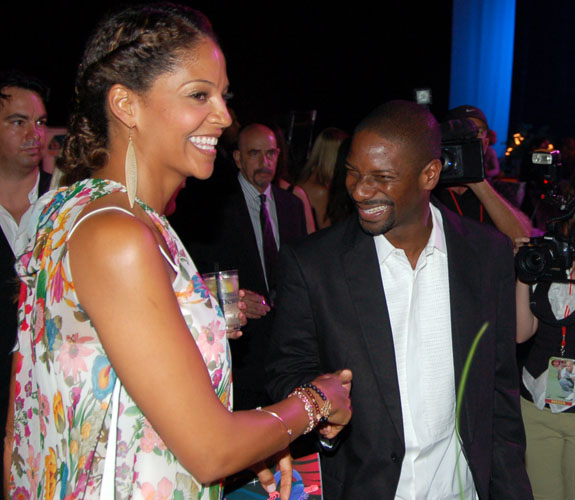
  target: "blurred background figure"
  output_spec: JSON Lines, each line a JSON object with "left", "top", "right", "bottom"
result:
{"left": 325, "top": 137, "right": 354, "bottom": 226}
{"left": 484, "top": 128, "right": 501, "bottom": 180}
{"left": 272, "top": 125, "right": 316, "bottom": 234}
{"left": 297, "top": 127, "right": 349, "bottom": 230}
{"left": 434, "top": 104, "right": 532, "bottom": 241}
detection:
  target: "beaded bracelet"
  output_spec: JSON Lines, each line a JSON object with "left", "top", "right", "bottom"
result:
{"left": 256, "top": 407, "right": 293, "bottom": 444}
{"left": 302, "top": 387, "right": 322, "bottom": 424}
{"left": 288, "top": 388, "right": 316, "bottom": 433}
{"left": 301, "top": 383, "right": 332, "bottom": 424}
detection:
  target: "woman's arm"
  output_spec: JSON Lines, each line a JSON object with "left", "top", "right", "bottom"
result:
{"left": 514, "top": 237, "right": 539, "bottom": 343}
{"left": 291, "top": 184, "right": 317, "bottom": 234}
{"left": 516, "top": 280, "right": 538, "bottom": 343}
{"left": 68, "top": 210, "right": 351, "bottom": 484}
{"left": 299, "top": 182, "right": 330, "bottom": 230}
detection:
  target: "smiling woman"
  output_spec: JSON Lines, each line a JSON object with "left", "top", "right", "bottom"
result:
{"left": 3, "top": 4, "right": 352, "bottom": 500}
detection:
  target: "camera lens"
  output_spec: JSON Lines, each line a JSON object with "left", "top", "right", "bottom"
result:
{"left": 523, "top": 248, "right": 547, "bottom": 274}
{"left": 515, "top": 245, "right": 550, "bottom": 283}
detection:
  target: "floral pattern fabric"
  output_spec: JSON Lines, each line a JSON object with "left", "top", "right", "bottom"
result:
{"left": 9, "top": 178, "right": 231, "bottom": 500}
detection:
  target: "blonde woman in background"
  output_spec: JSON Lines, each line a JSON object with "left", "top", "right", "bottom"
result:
{"left": 298, "top": 127, "right": 348, "bottom": 229}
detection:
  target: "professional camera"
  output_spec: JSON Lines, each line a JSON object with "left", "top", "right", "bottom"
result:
{"left": 438, "top": 118, "right": 485, "bottom": 185}
{"left": 515, "top": 233, "right": 575, "bottom": 283}
{"left": 515, "top": 148, "right": 575, "bottom": 283}
{"left": 520, "top": 149, "right": 564, "bottom": 196}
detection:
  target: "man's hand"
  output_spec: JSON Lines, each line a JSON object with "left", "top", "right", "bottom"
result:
{"left": 240, "top": 289, "right": 271, "bottom": 319}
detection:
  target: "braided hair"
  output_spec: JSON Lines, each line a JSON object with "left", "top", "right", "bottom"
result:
{"left": 57, "top": 3, "right": 216, "bottom": 184}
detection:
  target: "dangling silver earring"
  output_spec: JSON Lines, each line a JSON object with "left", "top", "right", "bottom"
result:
{"left": 125, "top": 127, "right": 138, "bottom": 208}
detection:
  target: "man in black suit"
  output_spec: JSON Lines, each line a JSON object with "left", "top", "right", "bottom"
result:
{"left": 267, "top": 101, "right": 532, "bottom": 499}
{"left": 0, "top": 70, "right": 51, "bottom": 494}
{"left": 180, "top": 123, "right": 307, "bottom": 410}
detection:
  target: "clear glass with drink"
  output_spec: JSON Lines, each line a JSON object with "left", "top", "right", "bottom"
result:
{"left": 201, "top": 269, "right": 241, "bottom": 332}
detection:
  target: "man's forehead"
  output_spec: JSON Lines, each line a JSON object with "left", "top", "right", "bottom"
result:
{"left": 239, "top": 125, "right": 277, "bottom": 148}
{"left": 0, "top": 86, "right": 46, "bottom": 113}
{"left": 350, "top": 129, "right": 403, "bottom": 156}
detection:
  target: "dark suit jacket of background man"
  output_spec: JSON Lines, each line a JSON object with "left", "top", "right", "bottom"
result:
{"left": 170, "top": 173, "right": 307, "bottom": 409}
{"left": 266, "top": 201, "right": 532, "bottom": 499}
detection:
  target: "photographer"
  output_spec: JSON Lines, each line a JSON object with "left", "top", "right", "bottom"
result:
{"left": 516, "top": 195, "right": 575, "bottom": 499}
{"left": 434, "top": 105, "right": 532, "bottom": 240}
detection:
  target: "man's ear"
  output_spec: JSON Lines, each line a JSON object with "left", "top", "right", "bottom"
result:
{"left": 233, "top": 149, "right": 241, "bottom": 170}
{"left": 107, "top": 84, "right": 136, "bottom": 128}
{"left": 420, "top": 158, "right": 442, "bottom": 191}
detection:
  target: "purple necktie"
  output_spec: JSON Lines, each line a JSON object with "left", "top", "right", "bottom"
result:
{"left": 259, "top": 193, "right": 279, "bottom": 291}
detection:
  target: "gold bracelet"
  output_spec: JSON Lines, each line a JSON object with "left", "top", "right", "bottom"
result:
{"left": 256, "top": 407, "right": 293, "bottom": 443}
{"left": 288, "top": 388, "right": 316, "bottom": 433}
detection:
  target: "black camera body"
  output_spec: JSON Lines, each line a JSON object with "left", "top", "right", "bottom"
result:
{"left": 520, "top": 149, "right": 564, "bottom": 195}
{"left": 439, "top": 118, "right": 485, "bottom": 185}
{"left": 514, "top": 148, "right": 575, "bottom": 283}
{"left": 515, "top": 234, "right": 575, "bottom": 283}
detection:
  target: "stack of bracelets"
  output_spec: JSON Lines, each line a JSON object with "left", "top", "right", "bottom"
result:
{"left": 255, "top": 383, "right": 332, "bottom": 444}
{"left": 288, "top": 382, "right": 332, "bottom": 434}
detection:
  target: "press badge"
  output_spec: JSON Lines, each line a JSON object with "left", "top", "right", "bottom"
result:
{"left": 545, "top": 357, "right": 575, "bottom": 406}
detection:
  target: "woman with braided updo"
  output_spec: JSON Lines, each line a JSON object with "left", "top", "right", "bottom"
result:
{"left": 3, "top": 4, "right": 352, "bottom": 499}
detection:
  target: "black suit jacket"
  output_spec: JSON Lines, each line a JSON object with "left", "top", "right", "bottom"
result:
{"left": 266, "top": 203, "right": 532, "bottom": 499}
{"left": 172, "top": 175, "right": 307, "bottom": 409}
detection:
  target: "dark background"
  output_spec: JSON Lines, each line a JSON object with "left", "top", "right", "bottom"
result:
{"left": 1, "top": 1, "right": 573, "bottom": 149}
{"left": 512, "top": 0, "right": 575, "bottom": 142}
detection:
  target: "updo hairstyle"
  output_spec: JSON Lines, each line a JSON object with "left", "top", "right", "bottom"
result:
{"left": 57, "top": 3, "right": 216, "bottom": 184}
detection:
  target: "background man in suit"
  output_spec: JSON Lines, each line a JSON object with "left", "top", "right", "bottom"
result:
{"left": 267, "top": 101, "right": 532, "bottom": 499}
{"left": 0, "top": 70, "right": 51, "bottom": 494}
{"left": 180, "top": 123, "right": 307, "bottom": 410}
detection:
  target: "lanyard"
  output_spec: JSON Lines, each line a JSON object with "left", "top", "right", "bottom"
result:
{"left": 448, "top": 189, "right": 483, "bottom": 223}
{"left": 560, "top": 273, "right": 574, "bottom": 357}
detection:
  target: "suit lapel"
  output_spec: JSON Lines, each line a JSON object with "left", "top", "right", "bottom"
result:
{"left": 341, "top": 219, "right": 404, "bottom": 442}
{"left": 273, "top": 185, "right": 289, "bottom": 245}
{"left": 232, "top": 182, "right": 269, "bottom": 294}
{"left": 440, "top": 205, "right": 484, "bottom": 443}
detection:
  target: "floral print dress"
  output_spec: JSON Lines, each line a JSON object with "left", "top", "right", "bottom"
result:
{"left": 8, "top": 178, "right": 232, "bottom": 500}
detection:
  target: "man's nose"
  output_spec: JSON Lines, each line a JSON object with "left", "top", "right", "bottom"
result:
{"left": 261, "top": 152, "right": 271, "bottom": 167}
{"left": 352, "top": 175, "right": 377, "bottom": 199}
{"left": 27, "top": 122, "right": 43, "bottom": 141}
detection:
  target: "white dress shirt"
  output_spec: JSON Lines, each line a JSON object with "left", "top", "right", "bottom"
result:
{"left": 0, "top": 171, "right": 40, "bottom": 255}
{"left": 374, "top": 204, "right": 477, "bottom": 500}
{"left": 238, "top": 173, "right": 279, "bottom": 288}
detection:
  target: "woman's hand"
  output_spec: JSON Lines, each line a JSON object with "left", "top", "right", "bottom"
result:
{"left": 254, "top": 449, "right": 292, "bottom": 500}
{"left": 227, "top": 303, "right": 248, "bottom": 340}
{"left": 513, "top": 236, "right": 530, "bottom": 256}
